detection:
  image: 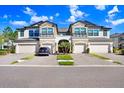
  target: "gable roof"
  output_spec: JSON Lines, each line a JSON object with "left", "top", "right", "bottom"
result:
{"left": 17, "top": 21, "right": 58, "bottom": 30}
{"left": 69, "top": 20, "right": 112, "bottom": 31}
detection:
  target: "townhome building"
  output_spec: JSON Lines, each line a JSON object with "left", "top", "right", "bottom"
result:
{"left": 15, "top": 20, "right": 113, "bottom": 53}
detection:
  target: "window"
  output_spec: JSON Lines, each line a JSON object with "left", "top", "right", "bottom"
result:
{"left": 29, "top": 30, "right": 34, "bottom": 37}
{"left": 34, "top": 29, "right": 39, "bottom": 36}
{"left": 42, "top": 28, "right": 47, "bottom": 35}
{"left": 29, "top": 29, "right": 39, "bottom": 37}
{"left": 48, "top": 28, "right": 53, "bottom": 35}
{"left": 103, "top": 31, "right": 107, "bottom": 36}
{"left": 88, "top": 30, "right": 93, "bottom": 36}
{"left": 94, "top": 30, "right": 99, "bottom": 36}
{"left": 80, "top": 28, "right": 86, "bottom": 35}
{"left": 20, "top": 30, "right": 24, "bottom": 37}
{"left": 88, "top": 29, "right": 99, "bottom": 36}
{"left": 74, "top": 28, "right": 80, "bottom": 35}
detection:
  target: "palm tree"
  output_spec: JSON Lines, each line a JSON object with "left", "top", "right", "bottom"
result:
{"left": 58, "top": 40, "right": 70, "bottom": 54}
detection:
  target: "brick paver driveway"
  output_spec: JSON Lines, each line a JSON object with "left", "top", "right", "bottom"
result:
{"left": 72, "top": 54, "right": 115, "bottom": 65}
{"left": 0, "top": 54, "right": 30, "bottom": 65}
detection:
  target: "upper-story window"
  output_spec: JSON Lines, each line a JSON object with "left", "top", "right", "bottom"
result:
{"left": 74, "top": 27, "right": 86, "bottom": 35}
{"left": 103, "top": 31, "right": 107, "bottom": 36}
{"left": 88, "top": 29, "right": 99, "bottom": 36}
{"left": 48, "top": 28, "right": 53, "bottom": 35}
{"left": 41, "top": 27, "right": 53, "bottom": 35}
{"left": 88, "top": 30, "right": 93, "bottom": 36}
{"left": 20, "top": 30, "right": 24, "bottom": 37}
{"left": 29, "top": 29, "right": 39, "bottom": 37}
{"left": 94, "top": 30, "right": 99, "bottom": 36}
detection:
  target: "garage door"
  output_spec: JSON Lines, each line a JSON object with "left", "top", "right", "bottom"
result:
{"left": 73, "top": 44, "right": 85, "bottom": 53}
{"left": 89, "top": 44, "right": 109, "bottom": 53}
{"left": 42, "top": 44, "right": 53, "bottom": 53}
{"left": 18, "top": 44, "right": 36, "bottom": 53}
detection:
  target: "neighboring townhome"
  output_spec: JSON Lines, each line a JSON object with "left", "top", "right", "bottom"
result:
{"left": 15, "top": 20, "right": 113, "bottom": 54}
{"left": 111, "top": 33, "right": 124, "bottom": 49}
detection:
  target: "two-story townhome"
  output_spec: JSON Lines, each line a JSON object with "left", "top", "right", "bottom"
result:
{"left": 111, "top": 33, "right": 124, "bottom": 49}
{"left": 15, "top": 20, "right": 113, "bottom": 54}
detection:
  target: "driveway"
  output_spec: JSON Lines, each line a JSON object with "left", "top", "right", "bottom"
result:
{"left": 72, "top": 54, "right": 115, "bottom": 65}
{"left": 17, "top": 55, "right": 57, "bottom": 65}
{"left": 0, "top": 54, "right": 31, "bottom": 65}
{"left": 98, "top": 53, "right": 124, "bottom": 64}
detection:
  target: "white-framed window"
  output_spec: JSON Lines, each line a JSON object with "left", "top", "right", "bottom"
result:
{"left": 41, "top": 27, "right": 54, "bottom": 35}
{"left": 74, "top": 27, "right": 86, "bottom": 35}
{"left": 88, "top": 29, "right": 99, "bottom": 36}
{"left": 29, "top": 29, "right": 39, "bottom": 37}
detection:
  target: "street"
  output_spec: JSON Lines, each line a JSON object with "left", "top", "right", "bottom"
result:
{"left": 0, "top": 66, "right": 124, "bottom": 88}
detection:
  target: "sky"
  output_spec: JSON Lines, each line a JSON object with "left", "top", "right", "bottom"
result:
{"left": 0, "top": 5, "right": 124, "bottom": 34}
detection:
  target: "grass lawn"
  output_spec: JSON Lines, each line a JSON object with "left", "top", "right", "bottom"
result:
{"left": 58, "top": 61, "right": 74, "bottom": 65}
{"left": 11, "top": 61, "right": 18, "bottom": 64}
{"left": 57, "top": 54, "right": 73, "bottom": 60}
{"left": 90, "top": 53, "right": 110, "bottom": 60}
{"left": 21, "top": 55, "right": 34, "bottom": 60}
{"left": 113, "top": 61, "right": 122, "bottom": 65}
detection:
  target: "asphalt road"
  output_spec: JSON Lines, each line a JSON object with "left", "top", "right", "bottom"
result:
{"left": 0, "top": 66, "right": 124, "bottom": 88}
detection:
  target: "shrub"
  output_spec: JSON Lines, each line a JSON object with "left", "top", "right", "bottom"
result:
{"left": 114, "top": 48, "right": 124, "bottom": 55}
{"left": 58, "top": 61, "right": 74, "bottom": 65}
{"left": 0, "top": 51, "right": 8, "bottom": 55}
{"left": 10, "top": 48, "right": 15, "bottom": 53}
{"left": 121, "top": 49, "right": 124, "bottom": 55}
{"left": 86, "top": 48, "right": 90, "bottom": 53}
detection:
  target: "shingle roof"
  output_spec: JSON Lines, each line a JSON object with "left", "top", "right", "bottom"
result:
{"left": 110, "top": 33, "right": 124, "bottom": 38}
{"left": 88, "top": 38, "right": 112, "bottom": 42}
{"left": 58, "top": 28, "right": 68, "bottom": 32}
{"left": 69, "top": 20, "right": 112, "bottom": 30}
{"left": 15, "top": 38, "right": 38, "bottom": 43}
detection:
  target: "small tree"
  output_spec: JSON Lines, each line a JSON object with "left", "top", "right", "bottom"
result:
{"left": 58, "top": 41, "right": 70, "bottom": 54}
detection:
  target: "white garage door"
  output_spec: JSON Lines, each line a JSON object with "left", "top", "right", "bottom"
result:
{"left": 73, "top": 44, "right": 85, "bottom": 53}
{"left": 18, "top": 44, "right": 36, "bottom": 53}
{"left": 89, "top": 44, "right": 109, "bottom": 53}
{"left": 42, "top": 44, "right": 52, "bottom": 53}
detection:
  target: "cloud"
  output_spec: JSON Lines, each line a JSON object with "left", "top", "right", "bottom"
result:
{"left": 68, "top": 16, "right": 76, "bottom": 23}
{"left": 55, "top": 13, "right": 59, "bottom": 17}
{"left": 108, "top": 6, "right": 119, "bottom": 15}
{"left": 30, "top": 15, "right": 48, "bottom": 23}
{"left": 111, "top": 19, "right": 124, "bottom": 26}
{"left": 10, "top": 20, "right": 28, "bottom": 26}
{"left": 23, "top": 7, "right": 59, "bottom": 24}
{"left": 3, "top": 14, "right": 8, "bottom": 19}
{"left": 49, "top": 16, "right": 53, "bottom": 20}
{"left": 23, "top": 7, "right": 36, "bottom": 16}
{"left": 95, "top": 5, "right": 106, "bottom": 10}
{"left": 105, "top": 5, "right": 123, "bottom": 26}
{"left": 67, "top": 5, "right": 87, "bottom": 23}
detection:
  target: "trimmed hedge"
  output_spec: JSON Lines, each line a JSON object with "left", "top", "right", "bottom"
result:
{"left": 57, "top": 54, "right": 73, "bottom": 60}
{"left": 58, "top": 61, "right": 74, "bottom": 65}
